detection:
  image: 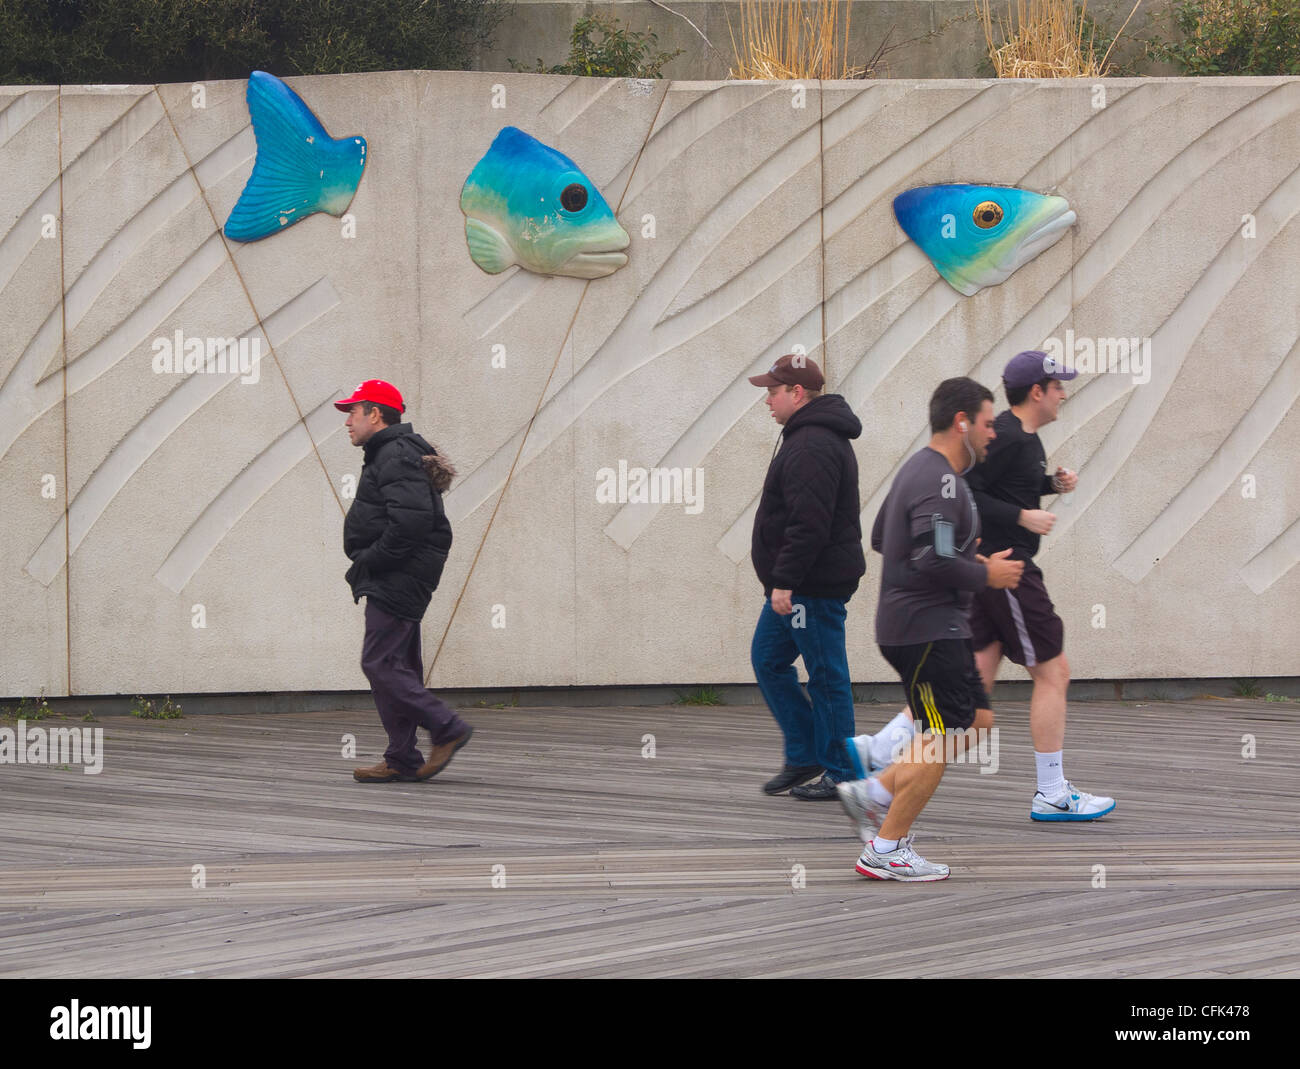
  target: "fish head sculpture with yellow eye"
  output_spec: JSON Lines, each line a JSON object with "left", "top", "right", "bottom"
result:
{"left": 893, "top": 184, "right": 1076, "bottom": 296}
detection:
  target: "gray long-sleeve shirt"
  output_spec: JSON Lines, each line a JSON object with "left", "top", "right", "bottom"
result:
{"left": 871, "top": 447, "right": 987, "bottom": 646}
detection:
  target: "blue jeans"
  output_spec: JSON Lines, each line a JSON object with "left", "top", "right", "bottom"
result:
{"left": 750, "top": 595, "right": 856, "bottom": 781}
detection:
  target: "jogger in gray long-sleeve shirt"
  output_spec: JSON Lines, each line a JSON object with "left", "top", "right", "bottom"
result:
{"left": 836, "top": 377, "right": 1024, "bottom": 881}
{"left": 872, "top": 446, "right": 986, "bottom": 648}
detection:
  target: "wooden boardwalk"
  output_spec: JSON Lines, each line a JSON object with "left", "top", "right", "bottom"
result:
{"left": 1, "top": 696, "right": 1297, "bottom": 977}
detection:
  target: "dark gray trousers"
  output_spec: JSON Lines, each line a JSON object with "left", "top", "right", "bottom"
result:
{"left": 361, "top": 599, "right": 466, "bottom": 773}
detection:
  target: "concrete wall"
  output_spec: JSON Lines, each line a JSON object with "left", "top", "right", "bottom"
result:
{"left": 2, "top": 72, "right": 1298, "bottom": 697}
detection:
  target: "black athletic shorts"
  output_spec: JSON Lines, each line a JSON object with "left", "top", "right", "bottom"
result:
{"left": 968, "top": 560, "right": 1064, "bottom": 667}
{"left": 878, "top": 639, "right": 990, "bottom": 735}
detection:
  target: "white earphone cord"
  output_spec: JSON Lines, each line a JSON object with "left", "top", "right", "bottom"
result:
{"left": 961, "top": 430, "right": 975, "bottom": 476}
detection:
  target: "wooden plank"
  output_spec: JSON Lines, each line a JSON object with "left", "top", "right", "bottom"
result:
{"left": 0, "top": 699, "right": 1297, "bottom": 976}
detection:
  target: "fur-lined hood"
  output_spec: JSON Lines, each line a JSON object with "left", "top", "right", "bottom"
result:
{"left": 421, "top": 449, "right": 456, "bottom": 493}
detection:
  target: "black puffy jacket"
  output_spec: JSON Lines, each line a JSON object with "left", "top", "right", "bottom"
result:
{"left": 751, "top": 394, "right": 867, "bottom": 600}
{"left": 343, "top": 423, "right": 453, "bottom": 621}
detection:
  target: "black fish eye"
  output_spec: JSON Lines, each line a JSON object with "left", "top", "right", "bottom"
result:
{"left": 973, "top": 201, "right": 1004, "bottom": 228}
{"left": 561, "top": 184, "right": 589, "bottom": 212}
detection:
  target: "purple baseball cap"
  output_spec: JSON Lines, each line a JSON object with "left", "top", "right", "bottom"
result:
{"left": 1003, "top": 350, "right": 1078, "bottom": 390}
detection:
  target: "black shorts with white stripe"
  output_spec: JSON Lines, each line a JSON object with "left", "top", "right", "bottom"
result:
{"left": 969, "top": 560, "right": 1064, "bottom": 667}
{"left": 879, "top": 639, "right": 989, "bottom": 735}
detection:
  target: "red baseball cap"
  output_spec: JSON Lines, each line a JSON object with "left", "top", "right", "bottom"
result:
{"left": 334, "top": 379, "right": 405, "bottom": 413}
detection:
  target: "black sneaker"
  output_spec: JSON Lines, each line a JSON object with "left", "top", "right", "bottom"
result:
{"left": 762, "top": 763, "right": 823, "bottom": 795}
{"left": 791, "top": 773, "right": 839, "bottom": 800}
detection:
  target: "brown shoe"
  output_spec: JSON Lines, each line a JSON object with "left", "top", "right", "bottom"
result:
{"left": 415, "top": 725, "right": 474, "bottom": 781}
{"left": 353, "top": 761, "right": 418, "bottom": 783}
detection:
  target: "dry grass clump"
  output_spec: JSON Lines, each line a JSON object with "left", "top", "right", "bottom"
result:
{"left": 727, "top": 0, "right": 867, "bottom": 79}
{"left": 979, "top": 0, "right": 1140, "bottom": 77}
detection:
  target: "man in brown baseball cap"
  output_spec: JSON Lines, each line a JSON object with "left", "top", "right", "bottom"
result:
{"left": 747, "top": 352, "right": 826, "bottom": 392}
{"left": 748, "top": 354, "right": 866, "bottom": 800}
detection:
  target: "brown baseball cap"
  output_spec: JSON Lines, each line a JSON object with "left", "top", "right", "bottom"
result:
{"left": 748, "top": 354, "right": 825, "bottom": 390}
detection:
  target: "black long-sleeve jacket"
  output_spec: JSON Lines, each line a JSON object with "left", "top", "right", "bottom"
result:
{"left": 343, "top": 423, "right": 453, "bottom": 621}
{"left": 751, "top": 395, "right": 867, "bottom": 599}
{"left": 965, "top": 409, "right": 1057, "bottom": 560}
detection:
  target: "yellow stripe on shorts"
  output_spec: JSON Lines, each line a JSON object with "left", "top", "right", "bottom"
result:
{"left": 921, "top": 682, "right": 945, "bottom": 736}
{"left": 909, "top": 643, "right": 935, "bottom": 733}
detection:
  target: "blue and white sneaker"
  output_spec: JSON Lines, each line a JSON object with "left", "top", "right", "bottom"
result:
{"left": 836, "top": 778, "right": 888, "bottom": 842}
{"left": 844, "top": 733, "right": 886, "bottom": 779}
{"left": 855, "top": 835, "right": 949, "bottom": 882}
{"left": 844, "top": 735, "right": 870, "bottom": 780}
{"left": 845, "top": 713, "right": 917, "bottom": 778}
{"left": 1031, "top": 781, "right": 1116, "bottom": 822}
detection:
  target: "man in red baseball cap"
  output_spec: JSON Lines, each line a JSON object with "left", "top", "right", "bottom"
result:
{"left": 336, "top": 380, "right": 474, "bottom": 784}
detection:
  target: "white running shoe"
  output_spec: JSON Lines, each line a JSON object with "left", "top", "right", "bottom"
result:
{"left": 855, "top": 835, "right": 949, "bottom": 882}
{"left": 836, "top": 778, "right": 888, "bottom": 842}
{"left": 1030, "top": 781, "right": 1116, "bottom": 822}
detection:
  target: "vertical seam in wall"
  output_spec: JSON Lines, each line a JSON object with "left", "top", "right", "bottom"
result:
{"left": 413, "top": 74, "right": 434, "bottom": 680}
{"left": 423, "top": 272, "right": 594, "bottom": 685}
{"left": 570, "top": 277, "right": 578, "bottom": 686}
{"left": 57, "top": 86, "right": 71, "bottom": 696}
{"left": 818, "top": 79, "right": 827, "bottom": 384}
{"left": 425, "top": 79, "right": 672, "bottom": 684}
{"left": 1067, "top": 82, "right": 1077, "bottom": 342}
{"left": 153, "top": 85, "right": 346, "bottom": 521}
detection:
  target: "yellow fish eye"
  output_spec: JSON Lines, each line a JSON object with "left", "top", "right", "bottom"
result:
{"left": 561, "top": 184, "right": 589, "bottom": 212}
{"left": 973, "top": 201, "right": 1003, "bottom": 229}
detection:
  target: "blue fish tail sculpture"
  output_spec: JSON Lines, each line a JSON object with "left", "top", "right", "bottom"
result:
{"left": 893, "top": 184, "right": 1076, "bottom": 296}
{"left": 460, "top": 126, "right": 630, "bottom": 280}
{"left": 223, "top": 71, "right": 367, "bottom": 243}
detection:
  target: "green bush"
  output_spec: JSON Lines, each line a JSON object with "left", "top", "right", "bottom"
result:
{"left": 0, "top": 694, "right": 55, "bottom": 720}
{"left": 131, "top": 695, "right": 183, "bottom": 719}
{"left": 511, "top": 13, "right": 682, "bottom": 78}
{"left": 1231, "top": 677, "right": 1263, "bottom": 698}
{"left": 673, "top": 686, "right": 724, "bottom": 706}
{"left": 0, "top": 0, "right": 510, "bottom": 84}
{"left": 1151, "top": 0, "right": 1300, "bottom": 74}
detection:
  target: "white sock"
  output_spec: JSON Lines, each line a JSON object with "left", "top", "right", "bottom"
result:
{"left": 871, "top": 709, "right": 917, "bottom": 768}
{"left": 1035, "top": 751, "right": 1065, "bottom": 798}
{"left": 866, "top": 777, "right": 893, "bottom": 807}
{"left": 872, "top": 836, "right": 899, "bottom": 854}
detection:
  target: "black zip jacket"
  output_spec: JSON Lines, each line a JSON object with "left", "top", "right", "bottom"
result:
{"left": 965, "top": 409, "right": 1057, "bottom": 560}
{"left": 751, "top": 394, "right": 867, "bottom": 599}
{"left": 343, "top": 423, "right": 453, "bottom": 621}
